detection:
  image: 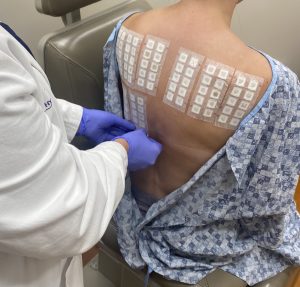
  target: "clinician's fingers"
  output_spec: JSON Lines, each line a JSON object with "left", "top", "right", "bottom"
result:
{"left": 108, "top": 128, "right": 128, "bottom": 137}
{"left": 111, "top": 115, "right": 136, "bottom": 131}
{"left": 105, "top": 134, "right": 116, "bottom": 141}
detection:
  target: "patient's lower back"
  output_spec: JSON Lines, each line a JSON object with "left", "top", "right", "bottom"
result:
{"left": 117, "top": 7, "right": 272, "bottom": 199}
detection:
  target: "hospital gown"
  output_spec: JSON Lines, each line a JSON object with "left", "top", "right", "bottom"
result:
{"left": 103, "top": 16, "right": 300, "bottom": 286}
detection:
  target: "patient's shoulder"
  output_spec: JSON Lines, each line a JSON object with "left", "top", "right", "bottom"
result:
{"left": 122, "top": 9, "right": 166, "bottom": 31}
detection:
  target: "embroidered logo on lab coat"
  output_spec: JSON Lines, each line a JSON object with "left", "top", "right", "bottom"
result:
{"left": 44, "top": 99, "right": 52, "bottom": 111}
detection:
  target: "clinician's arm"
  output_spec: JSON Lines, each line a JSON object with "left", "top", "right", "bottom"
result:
{"left": 56, "top": 98, "right": 83, "bottom": 142}
{"left": 0, "top": 42, "right": 129, "bottom": 260}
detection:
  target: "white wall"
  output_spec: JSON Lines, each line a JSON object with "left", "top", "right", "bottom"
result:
{"left": 0, "top": 0, "right": 299, "bottom": 76}
{"left": 233, "top": 0, "right": 300, "bottom": 76}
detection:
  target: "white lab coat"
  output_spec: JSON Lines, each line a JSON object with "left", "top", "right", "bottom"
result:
{"left": 0, "top": 27, "right": 128, "bottom": 287}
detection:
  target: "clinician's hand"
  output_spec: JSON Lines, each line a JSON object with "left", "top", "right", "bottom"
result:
{"left": 115, "top": 129, "right": 162, "bottom": 171}
{"left": 77, "top": 108, "right": 136, "bottom": 144}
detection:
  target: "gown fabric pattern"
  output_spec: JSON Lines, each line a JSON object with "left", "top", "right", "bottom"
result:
{"left": 103, "top": 15, "right": 300, "bottom": 286}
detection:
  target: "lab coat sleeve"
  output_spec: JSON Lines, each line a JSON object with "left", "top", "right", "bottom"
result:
{"left": 0, "top": 45, "right": 128, "bottom": 259}
{"left": 56, "top": 99, "right": 83, "bottom": 143}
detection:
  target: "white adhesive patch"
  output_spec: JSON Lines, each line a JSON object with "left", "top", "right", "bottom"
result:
{"left": 215, "top": 70, "right": 264, "bottom": 129}
{"left": 163, "top": 48, "right": 204, "bottom": 112}
{"left": 118, "top": 28, "right": 265, "bottom": 131}
{"left": 127, "top": 89, "right": 148, "bottom": 130}
{"left": 135, "top": 35, "right": 169, "bottom": 96}
{"left": 116, "top": 27, "right": 126, "bottom": 77}
{"left": 122, "top": 86, "right": 131, "bottom": 121}
{"left": 187, "top": 59, "right": 234, "bottom": 122}
{"left": 116, "top": 27, "right": 144, "bottom": 87}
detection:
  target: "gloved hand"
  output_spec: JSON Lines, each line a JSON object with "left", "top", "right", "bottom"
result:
{"left": 115, "top": 129, "right": 162, "bottom": 171}
{"left": 77, "top": 108, "right": 136, "bottom": 144}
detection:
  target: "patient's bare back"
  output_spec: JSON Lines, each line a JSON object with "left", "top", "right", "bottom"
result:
{"left": 117, "top": 5, "right": 272, "bottom": 198}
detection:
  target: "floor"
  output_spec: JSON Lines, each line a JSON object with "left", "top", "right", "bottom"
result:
{"left": 83, "top": 255, "right": 115, "bottom": 287}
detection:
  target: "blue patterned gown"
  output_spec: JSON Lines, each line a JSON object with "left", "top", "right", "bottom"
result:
{"left": 103, "top": 15, "right": 300, "bottom": 286}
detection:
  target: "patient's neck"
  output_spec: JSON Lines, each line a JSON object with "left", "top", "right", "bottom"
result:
{"left": 175, "top": 0, "right": 237, "bottom": 30}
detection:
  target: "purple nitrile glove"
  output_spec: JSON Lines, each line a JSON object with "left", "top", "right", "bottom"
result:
{"left": 115, "top": 129, "right": 162, "bottom": 171}
{"left": 77, "top": 108, "right": 136, "bottom": 144}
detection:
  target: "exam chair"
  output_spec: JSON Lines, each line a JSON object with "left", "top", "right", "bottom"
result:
{"left": 35, "top": 1, "right": 299, "bottom": 286}
{"left": 35, "top": 0, "right": 153, "bottom": 151}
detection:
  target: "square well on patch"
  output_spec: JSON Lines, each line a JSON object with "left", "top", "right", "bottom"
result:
{"left": 146, "top": 39, "right": 155, "bottom": 49}
{"left": 137, "top": 97, "right": 144, "bottom": 105}
{"left": 132, "top": 37, "right": 139, "bottom": 46}
{"left": 222, "top": 106, "right": 233, "bottom": 115}
{"left": 195, "top": 95, "right": 204, "bottom": 105}
{"left": 132, "top": 110, "right": 138, "bottom": 118}
{"left": 191, "top": 104, "right": 201, "bottom": 114}
{"left": 248, "top": 79, "right": 259, "bottom": 91}
{"left": 206, "top": 64, "right": 217, "bottom": 75}
{"left": 175, "top": 97, "right": 184, "bottom": 106}
{"left": 199, "top": 85, "right": 208, "bottom": 96}
{"left": 120, "top": 30, "right": 126, "bottom": 41}
{"left": 210, "top": 89, "right": 221, "bottom": 100}
{"left": 138, "top": 105, "right": 144, "bottom": 113}
{"left": 166, "top": 91, "right": 174, "bottom": 101}
{"left": 127, "top": 34, "right": 133, "bottom": 43}
{"left": 146, "top": 81, "right": 155, "bottom": 91}
{"left": 156, "top": 43, "right": 166, "bottom": 53}
{"left": 218, "top": 69, "right": 229, "bottom": 80}
{"left": 130, "top": 94, "right": 135, "bottom": 102}
{"left": 202, "top": 75, "right": 212, "bottom": 85}
{"left": 182, "top": 77, "right": 191, "bottom": 88}
{"left": 176, "top": 63, "right": 184, "bottom": 73}
{"left": 239, "top": 100, "right": 250, "bottom": 111}
{"left": 234, "top": 109, "right": 245, "bottom": 119}
{"left": 207, "top": 99, "right": 217, "bottom": 109}
{"left": 141, "top": 59, "right": 149, "bottom": 69}
{"left": 172, "top": 73, "right": 181, "bottom": 83}
{"left": 153, "top": 53, "right": 162, "bottom": 63}
{"left": 131, "top": 47, "right": 137, "bottom": 56}
{"left": 137, "top": 78, "right": 145, "bottom": 87}
{"left": 214, "top": 79, "right": 225, "bottom": 90}
{"left": 179, "top": 52, "right": 188, "bottom": 63}
{"left": 139, "top": 69, "right": 146, "bottom": 78}
{"left": 169, "top": 82, "right": 177, "bottom": 93}
{"left": 143, "top": 49, "right": 152, "bottom": 59}
{"left": 129, "top": 56, "right": 135, "bottom": 66}
{"left": 178, "top": 87, "right": 187, "bottom": 98}
{"left": 226, "top": 96, "right": 238, "bottom": 107}
{"left": 151, "top": 63, "right": 159, "bottom": 73}
{"left": 148, "top": 72, "right": 157, "bottom": 82}
{"left": 230, "top": 118, "right": 240, "bottom": 127}
{"left": 203, "top": 109, "right": 213, "bottom": 118}
{"left": 236, "top": 76, "right": 246, "bottom": 87}
{"left": 218, "top": 114, "right": 229, "bottom": 124}
{"left": 231, "top": 87, "right": 242, "bottom": 97}
{"left": 185, "top": 67, "right": 194, "bottom": 78}
{"left": 125, "top": 44, "right": 130, "bottom": 53}
{"left": 244, "top": 91, "right": 255, "bottom": 101}
{"left": 189, "top": 57, "right": 199, "bottom": 68}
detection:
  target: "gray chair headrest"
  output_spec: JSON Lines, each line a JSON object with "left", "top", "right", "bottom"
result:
{"left": 35, "top": 0, "right": 101, "bottom": 16}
